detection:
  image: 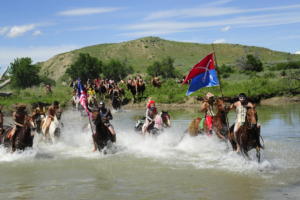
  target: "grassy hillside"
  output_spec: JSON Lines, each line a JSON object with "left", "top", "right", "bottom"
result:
{"left": 40, "top": 36, "right": 300, "bottom": 81}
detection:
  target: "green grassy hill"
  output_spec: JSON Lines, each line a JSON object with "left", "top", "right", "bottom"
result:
{"left": 40, "top": 36, "right": 300, "bottom": 81}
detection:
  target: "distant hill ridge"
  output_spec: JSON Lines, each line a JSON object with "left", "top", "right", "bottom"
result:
{"left": 39, "top": 36, "right": 300, "bottom": 81}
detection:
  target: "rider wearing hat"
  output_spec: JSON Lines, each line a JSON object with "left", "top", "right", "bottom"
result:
{"left": 142, "top": 99, "right": 158, "bottom": 134}
{"left": 230, "top": 93, "right": 255, "bottom": 151}
{"left": 98, "top": 101, "right": 116, "bottom": 136}
{"left": 200, "top": 92, "right": 216, "bottom": 135}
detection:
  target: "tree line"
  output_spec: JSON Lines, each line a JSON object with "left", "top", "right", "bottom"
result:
{"left": 5, "top": 52, "right": 300, "bottom": 89}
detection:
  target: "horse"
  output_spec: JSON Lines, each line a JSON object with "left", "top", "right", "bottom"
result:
{"left": 228, "top": 106, "right": 264, "bottom": 162}
{"left": 71, "top": 95, "right": 80, "bottom": 110}
{"left": 135, "top": 111, "right": 171, "bottom": 135}
{"left": 127, "top": 83, "right": 137, "bottom": 103}
{"left": 41, "top": 115, "right": 62, "bottom": 143}
{"left": 136, "top": 82, "right": 146, "bottom": 101}
{"left": 91, "top": 111, "right": 116, "bottom": 152}
{"left": 0, "top": 116, "right": 36, "bottom": 152}
{"left": 186, "top": 98, "right": 229, "bottom": 138}
{"left": 212, "top": 98, "right": 230, "bottom": 140}
{"left": 111, "top": 90, "right": 122, "bottom": 110}
{"left": 151, "top": 77, "right": 161, "bottom": 88}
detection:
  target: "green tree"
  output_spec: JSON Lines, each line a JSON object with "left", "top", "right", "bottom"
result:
{"left": 66, "top": 53, "right": 102, "bottom": 82}
{"left": 237, "top": 54, "right": 263, "bottom": 72}
{"left": 9, "top": 57, "right": 40, "bottom": 88}
{"left": 102, "top": 59, "right": 134, "bottom": 81}
{"left": 147, "top": 57, "right": 178, "bottom": 78}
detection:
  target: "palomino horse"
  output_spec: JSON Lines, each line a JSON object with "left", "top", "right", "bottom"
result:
{"left": 186, "top": 98, "right": 229, "bottom": 139}
{"left": 228, "top": 106, "right": 264, "bottom": 162}
{"left": 0, "top": 116, "right": 36, "bottom": 152}
{"left": 91, "top": 111, "right": 116, "bottom": 151}
{"left": 41, "top": 115, "right": 61, "bottom": 143}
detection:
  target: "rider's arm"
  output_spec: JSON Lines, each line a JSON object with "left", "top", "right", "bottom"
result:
{"left": 145, "top": 109, "right": 152, "bottom": 121}
{"left": 229, "top": 102, "right": 236, "bottom": 110}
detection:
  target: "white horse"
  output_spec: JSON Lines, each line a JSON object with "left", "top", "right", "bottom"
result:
{"left": 41, "top": 115, "right": 61, "bottom": 143}
{"left": 71, "top": 95, "right": 80, "bottom": 110}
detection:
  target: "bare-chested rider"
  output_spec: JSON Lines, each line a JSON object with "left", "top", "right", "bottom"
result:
{"left": 230, "top": 93, "right": 255, "bottom": 152}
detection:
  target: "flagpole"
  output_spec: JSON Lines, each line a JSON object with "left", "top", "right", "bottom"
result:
{"left": 211, "top": 43, "right": 230, "bottom": 139}
{"left": 211, "top": 43, "right": 225, "bottom": 98}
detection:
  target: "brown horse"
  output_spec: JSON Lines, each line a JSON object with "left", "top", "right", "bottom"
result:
{"left": 212, "top": 98, "right": 230, "bottom": 140}
{"left": 228, "top": 106, "right": 264, "bottom": 162}
{"left": 0, "top": 116, "right": 36, "bottom": 152}
{"left": 91, "top": 111, "right": 116, "bottom": 152}
{"left": 186, "top": 98, "right": 229, "bottom": 138}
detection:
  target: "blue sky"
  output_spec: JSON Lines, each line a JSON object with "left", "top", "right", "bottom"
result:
{"left": 1, "top": 0, "right": 300, "bottom": 73}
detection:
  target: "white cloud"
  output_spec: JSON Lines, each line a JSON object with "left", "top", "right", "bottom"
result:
{"left": 221, "top": 25, "right": 231, "bottom": 32}
{"left": 58, "top": 7, "right": 120, "bottom": 16}
{"left": 0, "top": 27, "right": 9, "bottom": 35}
{"left": 32, "top": 30, "right": 42, "bottom": 36}
{"left": 123, "top": 12, "right": 300, "bottom": 36}
{"left": 295, "top": 51, "right": 300, "bottom": 54}
{"left": 0, "top": 45, "right": 79, "bottom": 68}
{"left": 6, "top": 24, "right": 36, "bottom": 38}
{"left": 144, "top": 3, "right": 300, "bottom": 20}
{"left": 213, "top": 39, "right": 226, "bottom": 43}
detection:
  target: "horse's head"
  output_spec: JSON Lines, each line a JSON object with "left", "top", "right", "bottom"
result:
{"left": 161, "top": 111, "right": 171, "bottom": 127}
{"left": 215, "top": 98, "right": 227, "bottom": 112}
{"left": 246, "top": 106, "right": 257, "bottom": 128}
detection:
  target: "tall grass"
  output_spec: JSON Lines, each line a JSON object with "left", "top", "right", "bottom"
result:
{"left": 0, "top": 85, "right": 72, "bottom": 110}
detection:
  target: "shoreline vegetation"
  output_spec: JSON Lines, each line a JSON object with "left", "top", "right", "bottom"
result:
{"left": 0, "top": 76, "right": 299, "bottom": 114}
{"left": 1, "top": 37, "right": 299, "bottom": 113}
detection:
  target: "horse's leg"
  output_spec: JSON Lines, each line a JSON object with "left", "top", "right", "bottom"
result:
{"left": 256, "top": 146, "right": 261, "bottom": 163}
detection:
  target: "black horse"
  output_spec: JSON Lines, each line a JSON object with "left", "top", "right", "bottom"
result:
{"left": 0, "top": 117, "right": 35, "bottom": 152}
{"left": 92, "top": 111, "right": 116, "bottom": 152}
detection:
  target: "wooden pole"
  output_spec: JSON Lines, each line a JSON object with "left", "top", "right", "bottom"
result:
{"left": 211, "top": 43, "right": 230, "bottom": 138}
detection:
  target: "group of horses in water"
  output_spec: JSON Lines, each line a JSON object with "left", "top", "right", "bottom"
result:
{"left": 0, "top": 105, "right": 62, "bottom": 152}
{"left": 0, "top": 97, "right": 263, "bottom": 162}
{"left": 187, "top": 98, "right": 264, "bottom": 162}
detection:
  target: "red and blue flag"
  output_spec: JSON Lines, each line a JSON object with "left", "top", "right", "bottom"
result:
{"left": 183, "top": 53, "right": 219, "bottom": 96}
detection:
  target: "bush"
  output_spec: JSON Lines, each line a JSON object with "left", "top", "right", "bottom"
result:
{"left": 275, "top": 61, "right": 300, "bottom": 71}
{"left": 8, "top": 57, "right": 41, "bottom": 88}
{"left": 102, "top": 59, "right": 134, "bottom": 81}
{"left": 66, "top": 53, "right": 102, "bottom": 82}
{"left": 147, "top": 57, "right": 179, "bottom": 78}
{"left": 237, "top": 54, "right": 263, "bottom": 72}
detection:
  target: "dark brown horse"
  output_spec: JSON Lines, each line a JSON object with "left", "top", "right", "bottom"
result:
{"left": 91, "top": 111, "right": 116, "bottom": 152}
{"left": 0, "top": 116, "right": 35, "bottom": 152}
{"left": 228, "top": 106, "right": 264, "bottom": 162}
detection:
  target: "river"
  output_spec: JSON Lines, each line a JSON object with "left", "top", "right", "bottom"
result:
{"left": 0, "top": 104, "right": 299, "bottom": 200}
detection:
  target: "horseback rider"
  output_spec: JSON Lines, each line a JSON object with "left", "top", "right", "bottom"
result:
{"left": 98, "top": 101, "right": 116, "bottom": 136}
{"left": 142, "top": 100, "right": 158, "bottom": 134}
{"left": 7, "top": 104, "right": 28, "bottom": 141}
{"left": 43, "top": 101, "right": 60, "bottom": 135}
{"left": 0, "top": 104, "right": 3, "bottom": 135}
{"left": 200, "top": 92, "right": 216, "bottom": 135}
{"left": 230, "top": 93, "right": 255, "bottom": 152}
